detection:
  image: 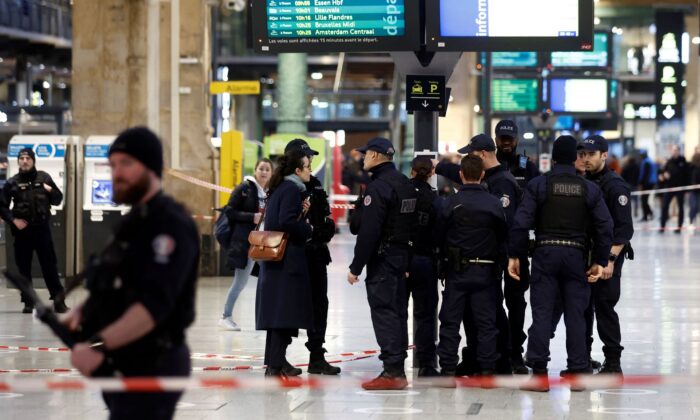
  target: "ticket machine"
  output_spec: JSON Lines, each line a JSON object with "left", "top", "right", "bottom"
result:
{"left": 6, "top": 135, "right": 77, "bottom": 282}
{"left": 77, "top": 136, "right": 128, "bottom": 269}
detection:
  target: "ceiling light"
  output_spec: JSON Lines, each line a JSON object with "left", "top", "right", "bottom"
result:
{"left": 311, "top": 72, "right": 323, "bottom": 80}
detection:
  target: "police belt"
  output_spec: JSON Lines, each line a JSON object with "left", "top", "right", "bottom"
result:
{"left": 536, "top": 239, "right": 585, "bottom": 250}
{"left": 459, "top": 258, "right": 496, "bottom": 266}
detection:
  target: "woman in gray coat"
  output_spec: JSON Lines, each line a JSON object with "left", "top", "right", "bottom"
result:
{"left": 256, "top": 149, "right": 314, "bottom": 377}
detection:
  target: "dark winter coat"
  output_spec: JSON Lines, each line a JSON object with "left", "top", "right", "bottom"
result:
{"left": 224, "top": 179, "right": 263, "bottom": 270}
{"left": 255, "top": 180, "right": 314, "bottom": 330}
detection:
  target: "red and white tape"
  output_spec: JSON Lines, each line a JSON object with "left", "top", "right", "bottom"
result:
{"left": 0, "top": 373, "right": 692, "bottom": 393}
{"left": 0, "top": 345, "right": 69, "bottom": 353}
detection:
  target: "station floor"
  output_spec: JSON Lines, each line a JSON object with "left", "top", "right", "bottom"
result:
{"left": 1, "top": 222, "right": 700, "bottom": 419}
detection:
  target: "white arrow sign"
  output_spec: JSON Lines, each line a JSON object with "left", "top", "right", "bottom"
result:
{"left": 663, "top": 105, "right": 676, "bottom": 119}
{"left": 422, "top": 101, "right": 429, "bottom": 108}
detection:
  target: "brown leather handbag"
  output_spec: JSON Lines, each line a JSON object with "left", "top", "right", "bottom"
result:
{"left": 248, "top": 208, "right": 306, "bottom": 262}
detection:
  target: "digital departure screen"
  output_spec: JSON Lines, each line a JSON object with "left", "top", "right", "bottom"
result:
{"left": 251, "top": 0, "right": 420, "bottom": 53}
{"left": 492, "top": 52, "right": 538, "bottom": 68}
{"left": 491, "top": 79, "right": 539, "bottom": 113}
{"left": 426, "top": 0, "right": 593, "bottom": 51}
{"left": 92, "top": 180, "right": 114, "bottom": 205}
{"left": 551, "top": 32, "right": 609, "bottom": 68}
{"left": 549, "top": 78, "right": 609, "bottom": 114}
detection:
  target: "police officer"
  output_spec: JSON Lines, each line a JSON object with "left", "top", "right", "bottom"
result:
{"left": 347, "top": 137, "right": 417, "bottom": 390}
{"left": 436, "top": 134, "right": 524, "bottom": 374}
{"left": 494, "top": 120, "right": 539, "bottom": 189}
{"left": 407, "top": 156, "right": 441, "bottom": 377}
{"left": 437, "top": 155, "right": 508, "bottom": 381}
{"left": 63, "top": 127, "right": 199, "bottom": 419}
{"left": 284, "top": 139, "right": 340, "bottom": 375}
{"left": 0, "top": 147, "right": 68, "bottom": 313}
{"left": 579, "top": 135, "right": 634, "bottom": 374}
{"left": 508, "top": 135, "right": 613, "bottom": 392}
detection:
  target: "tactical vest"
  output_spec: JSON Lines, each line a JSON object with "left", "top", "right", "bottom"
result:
{"left": 12, "top": 172, "right": 52, "bottom": 223}
{"left": 411, "top": 179, "right": 437, "bottom": 255}
{"left": 378, "top": 170, "right": 418, "bottom": 247}
{"left": 537, "top": 172, "right": 588, "bottom": 238}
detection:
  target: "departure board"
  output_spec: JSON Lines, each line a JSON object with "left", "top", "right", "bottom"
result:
{"left": 491, "top": 79, "right": 539, "bottom": 113}
{"left": 251, "top": 0, "right": 421, "bottom": 53}
{"left": 551, "top": 32, "right": 609, "bottom": 68}
{"left": 491, "top": 52, "right": 538, "bottom": 68}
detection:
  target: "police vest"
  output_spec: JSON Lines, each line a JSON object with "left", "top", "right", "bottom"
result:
{"left": 537, "top": 172, "right": 588, "bottom": 238}
{"left": 377, "top": 170, "right": 418, "bottom": 247}
{"left": 11, "top": 172, "right": 52, "bottom": 223}
{"left": 411, "top": 179, "right": 437, "bottom": 255}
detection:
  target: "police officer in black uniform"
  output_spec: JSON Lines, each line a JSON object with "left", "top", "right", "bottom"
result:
{"left": 284, "top": 139, "right": 340, "bottom": 375}
{"left": 508, "top": 135, "right": 613, "bottom": 392}
{"left": 407, "top": 156, "right": 441, "bottom": 377}
{"left": 347, "top": 137, "right": 417, "bottom": 390}
{"left": 437, "top": 155, "right": 508, "bottom": 380}
{"left": 0, "top": 147, "right": 68, "bottom": 313}
{"left": 579, "top": 135, "right": 634, "bottom": 374}
{"left": 494, "top": 120, "right": 539, "bottom": 189}
{"left": 435, "top": 134, "right": 524, "bottom": 374}
{"left": 64, "top": 127, "right": 199, "bottom": 419}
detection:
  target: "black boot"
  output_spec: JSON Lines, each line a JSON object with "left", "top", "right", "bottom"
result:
{"left": 520, "top": 362, "right": 549, "bottom": 392}
{"left": 281, "top": 360, "right": 302, "bottom": 376}
{"left": 561, "top": 367, "right": 592, "bottom": 392}
{"left": 597, "top": 359, "right": 623, "bottom": 375}
{"left": 417, "top": 365, "right": 440, "bottom": 377}
{"left": 265, "top": 367, "right": 285, "bottom": 377}
{"left": 53, "top": 295, "right": 69, "bottom": 314}
{"left": 455, "top": 346, "right": 478, "bottom": 376}
{"left": 22, "top": 302, "right": 34, "bottom": 314}
{"left": 590, "top": 358, "right": 602, "bottom": 370}
{"left": 511, "top": 354, "right": 529, "bottom": 375}
{"left": 307, "top": 349, "right": 341, "bottom": 375}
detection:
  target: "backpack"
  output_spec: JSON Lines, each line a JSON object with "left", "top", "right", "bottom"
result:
{"left": 214, "top": 208, "right": 232, "bottom": 248}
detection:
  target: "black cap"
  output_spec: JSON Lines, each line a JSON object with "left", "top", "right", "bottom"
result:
{"left": 108, "top": 126, "right": 164, "bottom": 178}
{"left": 458, "top": 134, "right": 496, "bottom": 154}
{"left": 552, "top": 135, "right": 578, "bottom": 165}
{"left": 284, "top": 138, "right": 319, "bottom": 156}
{"left": 356, "top": 137, "right": 395, "bottom": 156}
{"left": 577, "top": 134, "right": 608, "bottom": 152}
{"left": 18, "top": 147, "right": 35, "bottom": 162}
{"left": 495, "top": 120, "right": 518, "bottom": 138}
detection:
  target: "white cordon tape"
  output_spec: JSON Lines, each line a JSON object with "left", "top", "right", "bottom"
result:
{"left": 0, "top": 345, "right": 69, "bottom": 352}
{"left": 0, "top": 374, "right": 690, "bottom": 393}
{"left": 630, "top": 184, "right": 700, "bottom": 196}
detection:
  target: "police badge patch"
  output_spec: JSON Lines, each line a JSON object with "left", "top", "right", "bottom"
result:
{"left": 364, "top": 195, "right": 372, "bottom": 206}
{"left": 500, "top": 195, "right": 511, "bottom": 208}
{"left": 618, "top": 195, "right": 629, "bottom": 206}
{"left": 153, "top": 234, "right": 176, "bottom": 264}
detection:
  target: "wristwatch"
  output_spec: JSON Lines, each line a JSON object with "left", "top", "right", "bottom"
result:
{"left": 608, "top": 253, "right": 618, "bottom": 262}
{"left": 87, "top": 334, "right": 107, "bottom": 353}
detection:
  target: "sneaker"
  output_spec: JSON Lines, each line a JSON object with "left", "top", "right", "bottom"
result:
{"left": 218, "top": 317, "right": 241, "bottom": 331}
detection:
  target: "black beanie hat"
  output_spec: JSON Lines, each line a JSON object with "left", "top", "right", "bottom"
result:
{"left": 552, "top": 135, "right": 578, "bottom": 165}
{"left": 18, "top": 148, "right": 35, "bottom": 162}
{"left": 109, "top": 127, "right": 164, "bottom": 178}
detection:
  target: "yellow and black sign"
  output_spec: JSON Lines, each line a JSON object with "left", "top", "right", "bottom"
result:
{"left": 406, "top": 75, "right": 446, "bottom": 114}
{"left": 210, "top": 81, "right": 261, "bottom": 95}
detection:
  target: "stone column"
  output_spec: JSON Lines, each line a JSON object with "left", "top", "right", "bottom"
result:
{"left": 276, "top": 53, "right": 308, "bottom": 134}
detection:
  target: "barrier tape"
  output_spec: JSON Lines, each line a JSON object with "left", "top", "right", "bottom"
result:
{"left": 0, "top": 373, "right": 694, "bottom": 393}
{"left": 0, "top": 345, "right": 69, "bottom": 353}
{"left": 630, "top": 183, "right": 700, "bottom": 197}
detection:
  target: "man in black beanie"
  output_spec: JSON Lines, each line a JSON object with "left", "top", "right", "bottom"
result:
{"left": 507, "top": 135, "right": 613, "bottom": 392}
{"left": 62, "top": 126, "right": 199, "bottom": 420}
{"left": 0, "top": 147, "right": 68, "bottom": 313}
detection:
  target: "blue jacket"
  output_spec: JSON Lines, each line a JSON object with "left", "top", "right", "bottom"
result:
{"left": 508, "top": 164, "right": 613, "bottom": 267}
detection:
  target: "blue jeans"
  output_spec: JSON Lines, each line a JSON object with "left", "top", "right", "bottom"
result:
{"left": 222, "top": 258, "right": 254, "bottom": 318}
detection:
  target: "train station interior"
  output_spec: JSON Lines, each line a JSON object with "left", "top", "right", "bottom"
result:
{"left": 1, "top": 0, "right": 700, "bottom": 418}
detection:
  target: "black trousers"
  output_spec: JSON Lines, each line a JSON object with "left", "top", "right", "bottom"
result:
{"left": 103, "top": 344, "right": 190, "bottom": 420}
{"left": 503, "top": 257, "right": 530, "bottom": 359}
{"left": 12, "top": 223, "right": 64, "bottom": 303}
{"left": 306, "top": 255, "right": 329, "bottom": 353}
{"left": 640, "top": 183, "right": 654, "bottom": 220}
{"left": 264, "top": 329, "right": 295, "bottom": 368}
{"left": 407, "top": 254, "right": 439, "bottom": 367}
{"left": 551, "top": 288, "right": 595, "bottom": 355}
{"left": 592, "top": 259, "right": 624, "bottom": 360}
{"left": 463, "top": 286, "right": 511, "bottom": 372}
{"left": 661, "top": 191, "right": 685, "bottom": 229}
{"left": 365, "top": 252, "right": 409, "bottom": 369}
{"left": 438, "top": 265, "right": 499, "bottom": 371}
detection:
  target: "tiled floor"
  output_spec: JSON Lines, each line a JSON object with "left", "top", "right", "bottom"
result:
{"left": 1, "top": 222, "right": 700, "bottom": 419}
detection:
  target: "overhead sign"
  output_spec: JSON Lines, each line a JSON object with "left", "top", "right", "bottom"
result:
{"left": 655, "top": 10, "right": 685, "bottom": 122}
{"left": 426, "top": 0, "right": 594, "bottom": 51}
{"left": 251, "top": 0, "right": 421, "bottom": 53}
{"left": 209, "top": 81, "right": 261, "bottom": 95}
{"left": 406, "top": 75, "right": 446, "bottom": 113}
{"left": 623, "top": 104, "right": 656, "bottom": 120}
{"left": 551, "top": 31, "right": 610, "bottom": 68}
